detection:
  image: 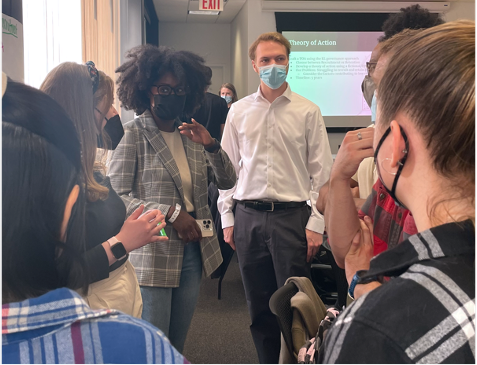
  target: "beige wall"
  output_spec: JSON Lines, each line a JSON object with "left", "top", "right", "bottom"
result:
{"left": 444, "top": 1, "right": 475, "bottom": 21}
{"left": 159, "top": 22, "right": 232, "bottom": 93}
{"left": 231, "top": 0, "right": 249, "bottom": 99}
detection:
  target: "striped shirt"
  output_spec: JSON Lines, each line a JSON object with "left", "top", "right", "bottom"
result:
{"left": 320, "top": 220, "right": 475, "bottom": 363}
{"left": 2, "top": 288, "right": 187, "bottom": 364}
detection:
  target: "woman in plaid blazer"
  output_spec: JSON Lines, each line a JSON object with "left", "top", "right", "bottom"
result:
{"left": 109, "top": 45, "right": 236, "bottom": 352}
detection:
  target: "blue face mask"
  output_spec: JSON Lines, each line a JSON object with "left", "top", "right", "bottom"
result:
{"left": 371, "top": 91, "right": 377, "bottom": 124}
{"left": 258, "top": 64, "right": 288, "bottom": 89}
{"left": 222, "top": 95, "right": 232, "bottom": 104}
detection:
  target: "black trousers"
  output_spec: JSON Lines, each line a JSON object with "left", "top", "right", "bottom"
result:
{"left": 234, "top": 203, "right": 311, "bottom": 364}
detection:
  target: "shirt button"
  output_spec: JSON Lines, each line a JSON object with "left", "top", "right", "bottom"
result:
{"left": 398, "top": 212, "right": 402, "bottom": 219}
{"left": 379, "top": 193, "right": 386, "bottom": 200}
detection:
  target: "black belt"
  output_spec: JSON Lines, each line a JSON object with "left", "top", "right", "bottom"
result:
{"left": 238, "top": 200, "right": 307, "bottom": 212}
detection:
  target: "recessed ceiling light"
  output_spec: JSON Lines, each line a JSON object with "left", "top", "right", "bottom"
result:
{"left": 188, "top": 10, "right": 220, "bottom": 15}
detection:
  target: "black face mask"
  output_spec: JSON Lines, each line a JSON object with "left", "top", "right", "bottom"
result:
{"left": 361, "top": 75, "right": 376, "bottom": 108}
{"left": 152, "top": 94, "right": 186, "bottom": 121}
{"left": 374, "top": 124, "right": 409, "bottom": 208}
{"left": 97, "top": 114, "right": 124, "bottom": 150}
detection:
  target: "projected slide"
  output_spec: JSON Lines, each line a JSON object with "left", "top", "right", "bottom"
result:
{"left": 283, "top": 32, "right": 382, "bottom": 118}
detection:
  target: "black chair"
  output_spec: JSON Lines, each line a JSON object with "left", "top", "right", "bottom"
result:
{"left": 269, "top": 281, "right": 299, "bottom": 359}
{"left": 310, "top": 242, "right": 348, "bottom": 308}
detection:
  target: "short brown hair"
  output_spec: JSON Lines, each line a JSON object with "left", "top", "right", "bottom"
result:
{"left": 379, "top": 28, "right": 421, "bottom": 57}
{"left": 248, "top": 32, "right": 291, "bottom": 61}
{"left": 378, "top": 20, "right": 475, "bottom": 220}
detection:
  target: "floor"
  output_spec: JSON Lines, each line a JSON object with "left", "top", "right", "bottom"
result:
{"left": 183, "top": 256, "right": 259, "bottom": 364}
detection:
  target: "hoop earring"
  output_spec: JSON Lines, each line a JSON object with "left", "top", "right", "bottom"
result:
{"left": 379, "top": 158, "right": 399, "bottom": 176}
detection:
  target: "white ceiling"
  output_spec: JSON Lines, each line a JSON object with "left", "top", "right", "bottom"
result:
{"left": 153, "top": 0, "right": 247, "bottom": 24}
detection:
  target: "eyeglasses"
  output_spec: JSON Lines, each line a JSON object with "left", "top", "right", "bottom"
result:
{"left": 366, "top": 62, "right": 377, "bottom": 73}
{"left": 151, "top": 84, "right": 188, "bottom": 96}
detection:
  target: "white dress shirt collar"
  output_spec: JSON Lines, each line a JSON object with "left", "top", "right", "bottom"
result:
{"left": 254, "top": 83, "right": 292, "bottom": 103}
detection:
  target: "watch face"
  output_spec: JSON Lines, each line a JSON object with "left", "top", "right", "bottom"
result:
{"left": 111, "top": 242, "right": 127, "bottom": 259}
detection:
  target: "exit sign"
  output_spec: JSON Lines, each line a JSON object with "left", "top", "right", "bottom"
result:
{"left": 199, "top": 0, "right": 223, "bottom": 11}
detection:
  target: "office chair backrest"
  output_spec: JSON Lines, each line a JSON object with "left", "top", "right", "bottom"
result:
{"left": 269, "top": 281, "right": 299, "bottom": 357}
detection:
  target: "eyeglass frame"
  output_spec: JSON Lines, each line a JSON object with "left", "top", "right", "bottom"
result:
{"left": 151, "top": 84, "right": 189, "bottom": 96}
{"left": 366, "top": 62, "right": 377, "bottom": 74}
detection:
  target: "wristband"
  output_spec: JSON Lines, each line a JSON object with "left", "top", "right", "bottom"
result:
{"left": 168, "top": 203, "right": 181, "bottom": 223}
{"left": 204, "top": 138, "right": 220, "bottom": 153}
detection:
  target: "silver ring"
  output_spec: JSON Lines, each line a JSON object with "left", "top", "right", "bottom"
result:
{"left": 357, "top": 132, "right": 363, "bottom": 140}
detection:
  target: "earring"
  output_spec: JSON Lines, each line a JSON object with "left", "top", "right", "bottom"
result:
{"left": 379, "top": 158, "right": 399, "bottom": 175}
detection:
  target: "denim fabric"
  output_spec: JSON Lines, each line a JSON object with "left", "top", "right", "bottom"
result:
{"left": 140, "top": 242, "right": 202, "bottom": 353}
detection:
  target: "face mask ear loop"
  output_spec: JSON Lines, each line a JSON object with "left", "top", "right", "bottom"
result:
{"left": 390, "top": 125, "right": 409, "bottom": 197}
{"left": 373, "top": 126, "right": 391, "bottom": 164}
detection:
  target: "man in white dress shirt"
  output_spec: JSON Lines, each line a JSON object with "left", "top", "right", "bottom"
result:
{"left": 218, "top": 32, "right": 333, "bottom": 363}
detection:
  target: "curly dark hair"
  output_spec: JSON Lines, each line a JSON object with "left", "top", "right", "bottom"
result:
{"left": 115, "top": 45, "right": 211, "bottom": 116}
{"left": 379, "top": 4, "right": 444, "bottom": 41}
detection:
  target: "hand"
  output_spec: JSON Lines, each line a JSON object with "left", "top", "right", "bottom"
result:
{"left": 116, "top": 205, "right": 168, "bottom": 253}
{"left": 178, "top": 118, "right": 214, "bottom": 147}
{"left": 351, "top": 186, "right": 360, "bottom": 198}
{"left": 306, "top": 230, "right": 323, "bottom": 262}
{"left": 172, "top": 210, "right": 202, "bottom": 243}
{"left": 223, "top": 226, "right": 235, "bottom": 250}
{"left": 330, "top": 127, "right": 374, "bottom": 182}
{"left": 344, "top": 216, "right": 374, "bottom": 284}
{"left": 105, "top": 105, "right": 119, "bottom": 120}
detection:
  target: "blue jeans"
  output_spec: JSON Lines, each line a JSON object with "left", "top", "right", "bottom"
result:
{"left": 140, "top": 242, "right": 202, "bottom": 353}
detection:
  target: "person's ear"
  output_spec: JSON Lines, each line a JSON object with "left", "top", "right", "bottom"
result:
{"left": 252, "top": 60, "right": 259, "bottom": 74}
{"left": 60, "top": 185, "right": 80, "bottom": 241}
{"left": 390, "top": 120, "right": 406, "bottom": 168}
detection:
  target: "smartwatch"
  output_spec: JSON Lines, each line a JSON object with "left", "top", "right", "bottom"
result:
{"left": 168, "top": 203, "right": 181, "bottom": 224}
{"left": 348, "top": 270, "right": 380, "bottom": 300}
{"left": 107, "top": 236, "right": 127, "bottom": 260}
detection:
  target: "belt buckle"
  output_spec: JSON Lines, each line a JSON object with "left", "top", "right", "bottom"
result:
{"left": 266, "top": 202, "right": 274, "bottom": 212}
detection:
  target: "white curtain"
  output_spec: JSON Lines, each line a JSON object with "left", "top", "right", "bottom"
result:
{"left": 23, "top": 0, "right": 82, "bottom": 89}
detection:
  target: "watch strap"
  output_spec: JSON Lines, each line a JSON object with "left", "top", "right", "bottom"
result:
{"left": 349, "top": 270, "right": 381, "bottom": 299}
{"left": 356, "top": 270, "right": 381, "bottom": 285}
{"left": 107, "top": 236, "right": 127, "bottom": 260}
{"left": 107, "top": 236, "right": 119, "bottom": 246}
{"left": 348, "top": 273, "right": 360, "bottom": 300}
{"left": 168, "top": 203, "right": 181, "bottom": 223}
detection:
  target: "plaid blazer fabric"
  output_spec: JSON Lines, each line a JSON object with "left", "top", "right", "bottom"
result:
{"left": 108, "top": 110, "right": 236, "bottom": 287}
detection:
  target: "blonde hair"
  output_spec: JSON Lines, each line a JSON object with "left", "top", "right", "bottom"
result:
{"left": 40, "top": 62, "right": 109, "bottom": 202}
{"left": 249, "top": 32, "right": 291, "bottom": 61}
